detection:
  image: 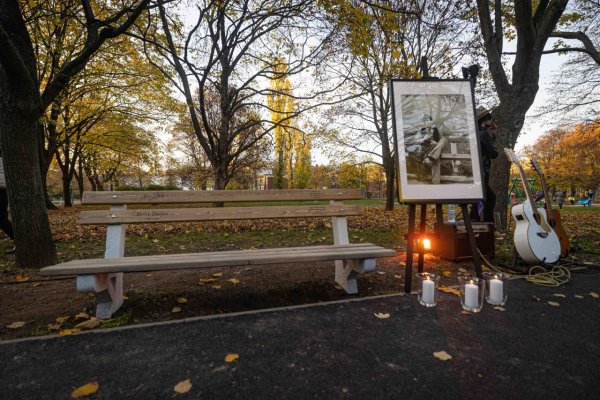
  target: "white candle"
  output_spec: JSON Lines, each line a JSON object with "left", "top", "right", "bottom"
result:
{"left": 465, "top": 282, "right": 479, "bottom": 308}
{"left": 489, "top": 278, "right": 504, "bottom": 304}
{"left": 422, "top": 278, "right": 435, "bottom": 304}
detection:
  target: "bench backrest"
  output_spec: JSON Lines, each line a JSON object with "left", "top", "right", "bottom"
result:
{"left": 80, "top": 189, "right": 363, "bottom": 225}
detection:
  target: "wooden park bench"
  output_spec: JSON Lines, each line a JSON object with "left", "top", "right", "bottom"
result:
{"left": 40, "top": 189, "right": 396, "bottom": 319}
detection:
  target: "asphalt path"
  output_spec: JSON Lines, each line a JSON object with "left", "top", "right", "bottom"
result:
{"left": 2, "top": 271, "right": 600, "bottom": 399}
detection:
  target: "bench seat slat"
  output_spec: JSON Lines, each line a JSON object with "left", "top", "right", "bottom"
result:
{"left": 83, "top": 189, "right": 362, "bottom": 205}
{"left": 40, "top": 244, "right": 396, "bottom": 276}
{"left": 80, "top": 204, "right": 363, "bottom": 225}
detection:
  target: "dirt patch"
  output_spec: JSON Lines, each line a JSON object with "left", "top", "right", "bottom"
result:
{"left": 1, "top": 251, "right": 473, "bottom": 339}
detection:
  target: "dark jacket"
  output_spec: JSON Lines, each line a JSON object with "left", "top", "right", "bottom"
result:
{"left": 479, "top": 129, "right": 498, "bottom": 176}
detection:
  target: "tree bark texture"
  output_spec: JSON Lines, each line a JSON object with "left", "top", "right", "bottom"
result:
{"left": 489, "top": 94, "right": 534, "bottom": 230}
{"left": 62, "top": 174, "right": 73, "bottom": 207}
{"left": 0, "top": 0, "right": 57, "bottom": 266}
{"left": 383, "top": 155, "right": 396, "bottom": 211}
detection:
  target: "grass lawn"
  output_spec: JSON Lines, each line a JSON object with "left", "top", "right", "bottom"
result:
{"left": 0, "top": 202, "right": 598, "bottom": 339}
{"left": 1, "top": 202, "right": 599, "bottom": 273}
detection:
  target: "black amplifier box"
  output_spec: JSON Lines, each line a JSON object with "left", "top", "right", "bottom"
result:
{"left": 433, "top": 222, "right": 495, "bottom": 260}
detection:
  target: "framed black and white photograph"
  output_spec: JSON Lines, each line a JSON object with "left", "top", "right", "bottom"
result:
{"left": 391, "top": 79, "right": 484, "bottom": 203}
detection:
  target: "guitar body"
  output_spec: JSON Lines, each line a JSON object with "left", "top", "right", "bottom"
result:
{"left": 511, "top": 202, "right": 561, "bottom": 264}
{"left": 547, "top": 208, "right": 570, "bottom": 257}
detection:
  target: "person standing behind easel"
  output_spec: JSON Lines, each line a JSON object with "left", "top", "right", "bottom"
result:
{"left": 0, "top": 151, "right": 15, "bottom": 253}
{"left": 470, "top": 107, "right": 499, "bottom": 223}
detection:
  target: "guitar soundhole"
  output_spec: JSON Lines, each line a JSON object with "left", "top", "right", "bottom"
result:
{"left": 515, "top": 214, "right": 524, "bottom": 221}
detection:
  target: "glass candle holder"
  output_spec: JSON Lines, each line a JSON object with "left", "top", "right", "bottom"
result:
{"left": 458, "top": 276, "right": 485, "bottom": 313}
{"left": 416, "top": 272, "right": 440, "bottom": 307}
{"left": 482, "top": 272, "right": 507, "bottom": 306}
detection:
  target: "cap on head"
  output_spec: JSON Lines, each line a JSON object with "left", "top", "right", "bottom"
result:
{"left": 476, "top": 106, "right": 491, "bottom": 122}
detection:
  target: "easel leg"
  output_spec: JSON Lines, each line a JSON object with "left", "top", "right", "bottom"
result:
{"left": 460, "top": 203, "right": 483, "bottom": 278}
{"left": 511, "top": 245, "right": 518, "bottom": 269}
{"left": 417, "top": 204, "right": 427, "bottom": 273}
{"left": 435, "top": 204, "right": 444, "bottom": 226}
{"left": 404, "top": 204, "right": 417, "bottom": 293}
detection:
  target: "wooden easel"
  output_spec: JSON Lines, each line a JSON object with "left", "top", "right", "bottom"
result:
{"left": 401, "top": 57, "right": 485, "bottom": 292}
{"left": 404, "top": 203, "right": 484, "bottom": 293}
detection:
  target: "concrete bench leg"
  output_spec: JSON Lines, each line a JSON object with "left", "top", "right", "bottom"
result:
{"left": 335, "top": 258, "right": 376, "bottom": 294}
{"left": 77, "top": 273, "right": 124, "bottom": 319}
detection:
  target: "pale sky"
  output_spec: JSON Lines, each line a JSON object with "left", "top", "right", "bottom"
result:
{"left": 515, "top": 48, "right": 567, "bottom": 152}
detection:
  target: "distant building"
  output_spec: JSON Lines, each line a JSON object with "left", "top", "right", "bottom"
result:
{"left": 256, "top": 170, "right": 273, "bottom": 190}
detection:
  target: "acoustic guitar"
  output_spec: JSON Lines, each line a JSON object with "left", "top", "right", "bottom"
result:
{"left": 530, "top": 158, "right": 570, "bottom": 258}
{"left": 504, "top": 149, "right": 560, "bottom": 264}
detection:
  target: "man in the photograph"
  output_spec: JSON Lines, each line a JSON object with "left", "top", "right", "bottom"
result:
{"left": 405, "top": 114, "right": 447, "bottom": 183}
{"left": 422, "top": 125, "right": 447, "bottom": 168}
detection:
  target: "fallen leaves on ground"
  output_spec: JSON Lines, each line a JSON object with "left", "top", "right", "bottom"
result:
{"left": 394, "top": 274, "right": 402, "bottom": 279}
{"left": 553, "top": 294, "right": 566, "bottom": 298}
{"left": 547, "top": 301, "right": 560, "bottom": 307}
{"left": 213, "top": 273, "right": 223, "bottom": 277}
{"left": 176, "top": 297, "right": 188, "bottom": 304}
{"left": 198, "top": 278, "right": 217, "bottom": 284}
{"left": 48, "top": 324, "right": 61, "bottom": 331}
{"left": 575, "top": 295, "right": 584, "bottom": 299}
{"left": 376, "top": 271, "right": 386, "bottom": 275}
{"left": 75, "top": 318, "right": 100, "bottom": 330}
{"left": 442, "top": 271, "right": 452, "bottom": 277}
{"left": 439, "top": 286, "right": 460, "bottom": 296}
{"left": 7, "top": 321, "right": 25, "bottom": 329}
{"left": 71, "top": 382, "right": 99, "bottom": 399}
{"left": 75, "top": 312, "right": 90, "bottom": 320}
{"left": 173, "top": 379, "right": 192, "bottom": 394}
{"left": 225, "top": 353, "right": 239, "bottom": 363}
{"left": 56, "top": 316, "right": 69, "bottom": 323}
{"left": 212, "top": 284, "right": 222, "bottom": 289}
{"left": 433, "top": 351, "right": 452, "bottom": 361}
{"left": 589, "top": 292, "right": 599, "bottom": 298}
{"left": 15, "top": 275, "right": 29, "bottom": 282}
{"left": 494, "top": 306, "right": 506, "bottom": 311}
{"left": 373, "top": 312, "right": 390, "bottom": 319}
{"left": 171, "top": 307, "right": 182, "bottom": 313}
{"left": 59, "top": 328, "right": 81, "bottom": 336}
{"left": 227, "top": 278, "right": 240, "bottom": 284}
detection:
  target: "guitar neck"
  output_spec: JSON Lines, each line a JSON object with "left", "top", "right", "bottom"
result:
{"left": 531, "top": 159, "right": 554, "bottom": 211}
{"left": 538, "top": 172, "right": 553, "bottom": 210}
{"left": 515, "top": 162, "right": 539, "bottom": 214}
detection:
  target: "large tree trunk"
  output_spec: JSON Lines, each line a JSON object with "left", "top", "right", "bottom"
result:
{"left": 383, "top": 156, "right": 395, "bottom": 211}
{"left": 213, "top": 162, "right": 229, "bottom": 207}
{"left": 39, "top": 150, "right": 58, "bottom": 210}
{"left": 0, "top": 1, "right": 57, "bottom": 267}
{"left": 213, "top": 162, "right": 229, "bottom": 190}
{"left": 381, "top": 136, "right": 395, "bottom": 210}
{"left": 489, "top": 95, "right": 532, "bottom": 231}
{"left": 41, "top": 170, "right": 58, "bottom": 210}
{"left": 75, "top": 160, "right": 85, "bottom": 198}
{"left": 62, "top": 174, "right": 73, "bottom": 207}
